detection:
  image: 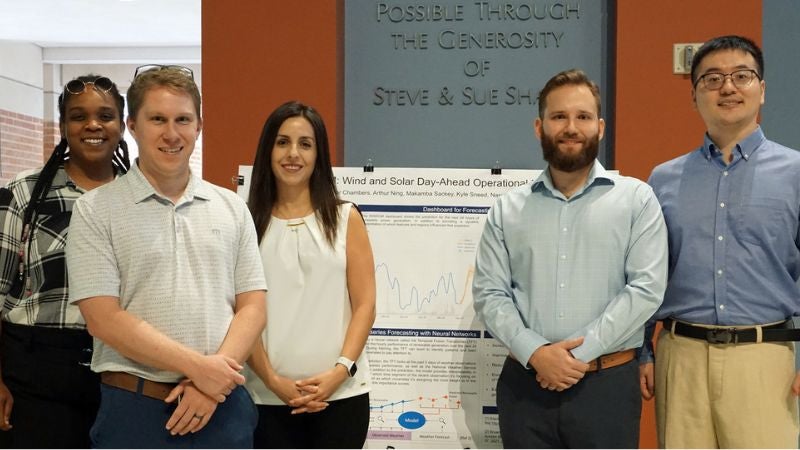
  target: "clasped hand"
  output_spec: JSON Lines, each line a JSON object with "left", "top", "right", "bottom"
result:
{"left": 160, "top": 353, "right": 243, "bottom": 436}
{"left": 189, "top": 354, "right": 244, "bottom": 402}
{"left": 164, "top": 380, "right": 218, "bottom": 436}
{"left": 269, "top": 366, "right": 350, "bottom": 414}
{"left": 530, "top": 337, "right": 589, "bottom": 392}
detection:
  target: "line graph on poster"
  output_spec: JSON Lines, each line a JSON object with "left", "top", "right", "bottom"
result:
{"left": 375, "top": 262, "right": 475, "bottom": 318}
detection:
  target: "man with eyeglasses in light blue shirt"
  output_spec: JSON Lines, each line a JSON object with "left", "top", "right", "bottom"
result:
{"left": 638, "top": 35, "right": 800, "bottom": 448}
{"left": 473, "top": 68, "right": 668, "bottom": 448}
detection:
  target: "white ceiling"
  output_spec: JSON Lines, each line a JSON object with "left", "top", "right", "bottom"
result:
{"left": 0, "top": 0, "right": 200, "bottom": 47}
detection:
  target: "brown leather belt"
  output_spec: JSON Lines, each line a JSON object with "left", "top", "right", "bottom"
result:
{"left": 585, "top": 349, "right": 635, "bottom": 372}
{"left": 510, "top": 348, "right": 636, "bottom": 372}
{"left": 101, "top": 371, "right": 177, "bottom": 401}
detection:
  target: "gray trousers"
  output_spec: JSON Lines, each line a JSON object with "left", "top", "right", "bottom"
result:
{"left": 496, "top": 356, "right": 641, "bottom": 448}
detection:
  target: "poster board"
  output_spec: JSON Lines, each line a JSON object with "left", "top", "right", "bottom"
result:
{"left": 238, "top": 165, "right": 540, "bottom": 448}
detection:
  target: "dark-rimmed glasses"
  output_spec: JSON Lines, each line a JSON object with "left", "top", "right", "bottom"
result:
{"left": 64, "top": 77, "right": 114, "bottom": 95}
{"left": 694, "top": 69, "right": 761, "bottom": 90}
{"left": 134, "top": 64, "right": 194, "bottom": 80}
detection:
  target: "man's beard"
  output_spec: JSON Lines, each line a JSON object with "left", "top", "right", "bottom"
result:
{"left": 541, "top": 130, "right": 600, "bottom": 172}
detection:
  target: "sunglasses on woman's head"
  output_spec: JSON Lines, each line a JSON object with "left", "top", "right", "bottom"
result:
{"left": 64, "top": 77, "right": 115, "bottom": 95}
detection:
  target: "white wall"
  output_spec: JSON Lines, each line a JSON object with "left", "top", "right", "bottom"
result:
{"left": 0, "top": 41, "right": 44, "bottom": 117}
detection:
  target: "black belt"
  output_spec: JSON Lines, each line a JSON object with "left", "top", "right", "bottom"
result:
{"left": 664, "top": 318, "right": 800, "bottom": 344}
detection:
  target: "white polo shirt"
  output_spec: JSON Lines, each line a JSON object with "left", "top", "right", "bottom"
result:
{"left": 66, "top": 161, "right": 267, "bottom": 382}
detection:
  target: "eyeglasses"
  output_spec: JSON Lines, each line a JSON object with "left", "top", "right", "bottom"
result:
{"left": 694, "top": 69, "right": 761, "bottom": 90}
{"left": 64, "top": 77, "right": 114, "bottom": 95}
{"left": 134, "top": 64, "right": 194, "bottom": 80}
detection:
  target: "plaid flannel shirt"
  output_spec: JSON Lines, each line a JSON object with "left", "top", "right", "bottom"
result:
{"left": 0, "top": 165, "right": 85, "bottom": 328}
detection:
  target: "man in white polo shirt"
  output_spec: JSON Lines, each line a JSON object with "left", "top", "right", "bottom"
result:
{"left": 65, "top": 65, "right": 267, "bottom": 448}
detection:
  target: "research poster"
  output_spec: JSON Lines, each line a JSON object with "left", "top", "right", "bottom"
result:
{"left": 238, "top": 166, "right": 540, "bottom": 448}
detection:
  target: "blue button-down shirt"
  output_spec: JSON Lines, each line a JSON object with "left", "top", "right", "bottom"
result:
{"left": 640, "top": 127, "right": 800, "bottom": 362}
{"left": 472, "top": 160, "right": 668, "bottom": 365}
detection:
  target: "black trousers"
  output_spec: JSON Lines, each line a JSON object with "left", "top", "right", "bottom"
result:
{"left": 0, "top": 322, "right": 99, "bottom": 449}
{"left": 254, "top": 392, "right": 370, "bottom": 449}
{"left": 496, "top": 356, "right": 641, "bottom": 449}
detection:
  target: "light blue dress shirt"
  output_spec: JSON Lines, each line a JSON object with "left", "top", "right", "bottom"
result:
{"left": 473, "top": 160, "right": 668, "bottom": 365}
{"left": 639, "top": 127, "right": 800, "bottom": 362}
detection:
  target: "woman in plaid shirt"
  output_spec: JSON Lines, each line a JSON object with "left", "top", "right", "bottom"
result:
{"left": 0, "top": 74, "right": 130, "bottom": 448}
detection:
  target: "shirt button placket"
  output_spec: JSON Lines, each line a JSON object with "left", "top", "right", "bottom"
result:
{"left": 555, "top": 202, "right": 571, "bottom": 320}
{"left": 714, "top": 168, "right": 729, "bottom": 320}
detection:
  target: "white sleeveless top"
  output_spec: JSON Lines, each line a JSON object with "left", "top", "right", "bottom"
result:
{"left": 245, "top": 202, "right": 371, "bottom": 404}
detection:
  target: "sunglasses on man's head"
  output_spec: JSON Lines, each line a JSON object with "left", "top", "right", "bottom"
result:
{"left": 134, "top": 64, "right": 194, "bottom": 80}
{"left": 64, "top": 77, "right": 114, "bottom": 95}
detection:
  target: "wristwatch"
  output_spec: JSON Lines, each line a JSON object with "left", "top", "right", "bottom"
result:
{"left": 336, "top": 356, "right": 357, "bottom": 377}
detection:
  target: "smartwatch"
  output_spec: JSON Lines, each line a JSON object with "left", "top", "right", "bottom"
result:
{"left": 336, "top": 356, "right": 357, "bottom": 377}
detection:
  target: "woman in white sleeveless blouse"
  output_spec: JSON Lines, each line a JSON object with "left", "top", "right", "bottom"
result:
{"left": 245, "top": 101, "right": 376, "bottom": 448}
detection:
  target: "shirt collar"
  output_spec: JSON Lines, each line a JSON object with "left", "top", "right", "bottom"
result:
{"left": 531, "top": 159, "right": 614, "bottom": 196}
{"left": 127, "top": 159, "right": 211, "bottom": 204}
{"left": 701, "top": 126, "right": 766, "bottom": 162}
{"left": 52, "top": 163, "right": 123, "bottom": 193}
{"left": 50, "top": 164, "right": 73, "bottom": 190}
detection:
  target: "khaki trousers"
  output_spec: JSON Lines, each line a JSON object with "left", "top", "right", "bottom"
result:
{"left": 655, "top": 327, "right": 799, "bottom": 448}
